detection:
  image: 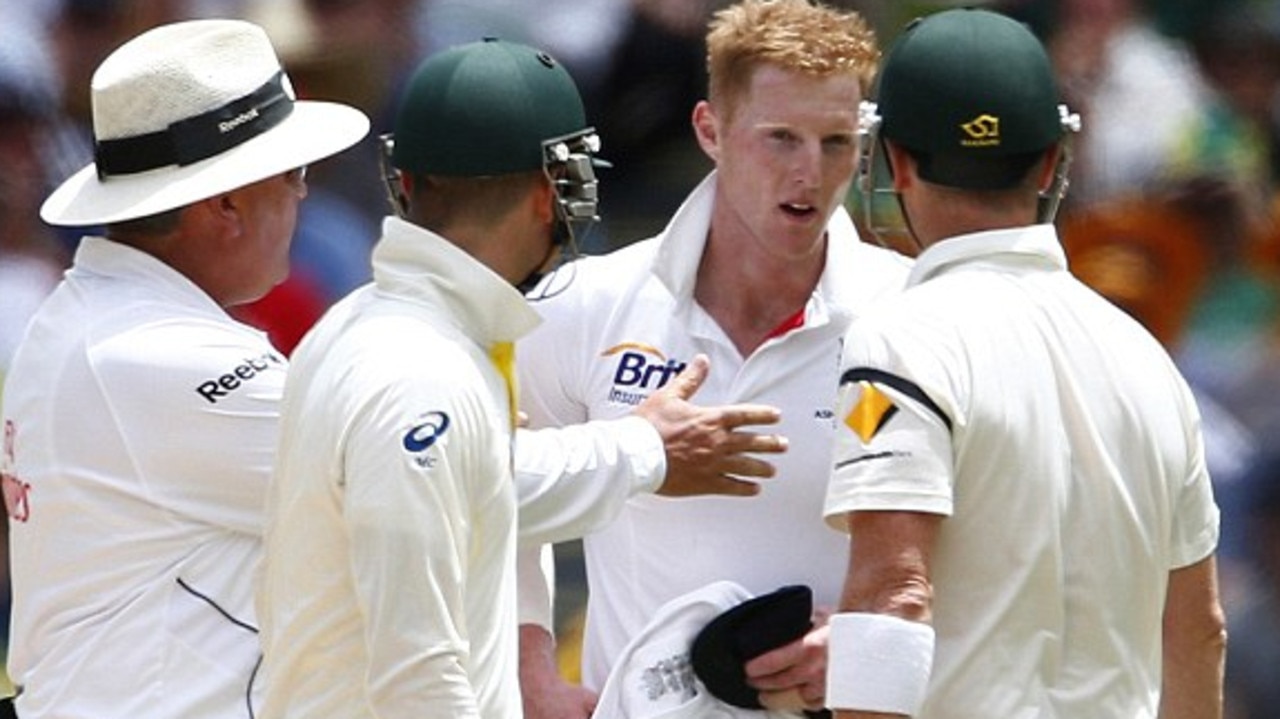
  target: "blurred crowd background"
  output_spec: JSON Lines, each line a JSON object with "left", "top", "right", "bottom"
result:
{"left": 3, "top": 0, "right": 1280, "bottom": 716}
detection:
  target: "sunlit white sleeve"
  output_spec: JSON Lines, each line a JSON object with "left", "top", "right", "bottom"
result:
{"left": 517, "top": 543, "right": 556, "bottom": 628}
{"left": 514, "top": 417, "right": 664, "bottom": 545}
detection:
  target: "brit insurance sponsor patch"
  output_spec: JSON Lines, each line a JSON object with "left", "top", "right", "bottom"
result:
{"left": 600, "top": 341, "right": 687, "bottom": 407}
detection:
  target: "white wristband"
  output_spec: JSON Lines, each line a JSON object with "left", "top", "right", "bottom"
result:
{"left": 826, "top": 612, "right": 935, "bottom": 715}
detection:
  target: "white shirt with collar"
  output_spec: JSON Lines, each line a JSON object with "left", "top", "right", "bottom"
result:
{"left": 257, "top": 215, "right": 667, "bottom": 718}
{"left": 2, "top": 235, "right": 282, "bottom": 718}
{"left": 825, "top": 223, "right": 1219, "bottom": 717}
{"left": 258, "top": 216, "right": 540, "bottom": 719}
{"left": 518, "top": 171, "right": 913, "bottom": 689}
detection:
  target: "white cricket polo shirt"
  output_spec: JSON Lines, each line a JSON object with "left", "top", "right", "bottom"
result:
{"left": 258, "top": 217, "right": 539, "bottom": 719}
{"left": 2, "top": 236, "right": 281, "bottom": 718}
{"left": 825, "top": 224, "right": 1219, "bottom": 717}
{"left": 518, "top": 172, "right": 913, "bottom": 690}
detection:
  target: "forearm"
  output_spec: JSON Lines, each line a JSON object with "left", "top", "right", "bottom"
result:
{"left": 520, "top": 623, "right": 561, "bottom": 685}
{"left": 513, "top": 417, "right": 664, "bottom": 545}
{"left": 828, "top": 511, "right": 940, "bottom": 719}
{"left": 1159, "top": 557, "right": 1226, "bottom": 719}
{"left": 520, "top": 622, "right": 598, "bottom": 719}
{"left": 1159, "top": 641, "right": 1225, "bottom": 719}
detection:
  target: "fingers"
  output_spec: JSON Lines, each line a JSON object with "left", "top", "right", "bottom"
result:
{"left": 635, "top": 352, "right": 790, "bottom": 498}
{"left": 758, "top": 687, "right": 812, "bottom": 712}
{"left": 745, "top": 638, "right": 805, "bottom": 683}
{"left": 662, "top": 352, "right": 710, "bottom": 401}
{"left": 715, "top": 453, "right": 778, "bottom": 481}
{"left": 657, "top": 471, "right": 762, "bottom": 498}
{"left": 654, "top": 427, "right": 786, "bottom": 496}
{"left": 661, "top": 354, "right": 781, "bottom": 430}
{"left": 759, "top": 685, "right": 826, "bottom": 712}
{"left": 717, "top": 403, "right": 783, "bottom": 430}
{"left": 704, "top": 475, "right": 764, "bottom": 497}
{"left": 719, "top": 429, "right": 789, "bottom": 459}
{"left": 812, "top": 605, "right": 834, "bottom": 626}
{"left": 744, "top": 628, "right": 829, "bottom": 710}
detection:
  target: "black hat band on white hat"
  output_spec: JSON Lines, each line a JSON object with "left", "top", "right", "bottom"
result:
{"left": 94, "top": 70, "right": 294, "bottom": 179}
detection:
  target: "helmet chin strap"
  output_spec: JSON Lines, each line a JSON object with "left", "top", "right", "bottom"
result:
{"left": 377, "top": 132, "right": 410, "bottom": 218}
{"left": 516, "top": 219, "right": 574, "bottom": 295}
{"left": 1037, "top": 105, "right": 1082, "bottom": 224}
{"left": 894, "top": 190, "right": 926, "bottom": 256}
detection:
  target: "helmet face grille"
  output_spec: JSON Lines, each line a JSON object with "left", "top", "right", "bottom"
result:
{"left": 533, "top": 128, "right": 605, "bottom": 296}
{"left": 543, "top": 130, "right": 603, "bottom": 224}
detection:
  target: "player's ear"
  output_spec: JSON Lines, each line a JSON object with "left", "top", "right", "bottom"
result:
{"left": 692, "top": 101, "right": 721, "bottom": 163}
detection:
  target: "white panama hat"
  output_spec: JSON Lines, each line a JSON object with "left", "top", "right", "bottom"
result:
{"left": 40, "top": 18, "right": 370, "bottom": 227}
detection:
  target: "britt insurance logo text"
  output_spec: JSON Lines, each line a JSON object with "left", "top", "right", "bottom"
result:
{"left": 602, "top": 343, "right": 686, "bottom": 406}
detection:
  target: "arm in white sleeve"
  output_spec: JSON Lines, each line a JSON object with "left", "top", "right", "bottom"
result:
{"left": 343, "top": 379, "right": 487, "bottom": 716}
{"left": 513, "top": 415, "right": 664, "bottom": 546}
{"left": 517, "top": 543, "right": 556, "bottom": 630}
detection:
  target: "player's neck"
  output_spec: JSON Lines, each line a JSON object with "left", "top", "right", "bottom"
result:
{"left": 693, "top": 229, "right": 823, "bottom": 357}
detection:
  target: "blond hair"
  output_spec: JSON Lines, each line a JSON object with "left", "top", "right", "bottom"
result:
{"left": 705, "top": 0, "right": 878, "bottom": 118}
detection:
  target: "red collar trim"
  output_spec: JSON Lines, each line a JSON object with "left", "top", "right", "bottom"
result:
{"left": 766, "top": 307, "right": 806, "bottom": 340}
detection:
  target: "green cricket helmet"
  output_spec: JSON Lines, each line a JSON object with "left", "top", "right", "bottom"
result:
{"left": 382, "top": 38, "right": 604, "bottom": 227}
{"left": 855, "top": 8, "right": 1080, "bottom": 234}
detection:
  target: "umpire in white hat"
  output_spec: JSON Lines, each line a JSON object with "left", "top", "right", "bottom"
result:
{"left": 0, "top": 18, "right": 367, "bottom": 718}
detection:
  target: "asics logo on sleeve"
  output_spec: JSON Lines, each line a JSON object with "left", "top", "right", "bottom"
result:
{"left": 600, "top": 342, "right": 687, "bottom": 406}
{"left": 403, "top": 412, "right": 450, "bottom": 468}
{"left": 195, "top": 352, "right": 284, "bottom": 404}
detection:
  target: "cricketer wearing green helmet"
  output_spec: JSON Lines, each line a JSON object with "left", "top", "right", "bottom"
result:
{"left": 381, "top": 37, "right": 605, "bottom": 293}
{"left": 825, "top": 8, "right": 1223, "bottom": 719}
{"left": 855, "top": 7, "right": 1081, "bottom": 246}
{"left": 258, "top": 37, "right": 787, "bottom": 719}
{"left": 257, "top": 38, "right": 601, "bottom": 718}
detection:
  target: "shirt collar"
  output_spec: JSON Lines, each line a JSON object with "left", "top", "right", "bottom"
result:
{"left": 73, "top": 235, "right": 228, "bottom": 315}
{"left": 651, "top": 172, "right": 717, "bottom": 302}
{"left": 907, "top": 223, "right": 1066, "bottom": 288}
{"left": 371, "top": 216, "right": 541, "bottom": 346}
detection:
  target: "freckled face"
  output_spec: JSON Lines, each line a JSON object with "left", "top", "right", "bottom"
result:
{"left": 700, "top": 66, "right": 862, "bottom": 261}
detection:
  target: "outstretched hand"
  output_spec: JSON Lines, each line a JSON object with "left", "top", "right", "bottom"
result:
{"left": 633, "top": 353, "right": 787, "bottom": 497}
